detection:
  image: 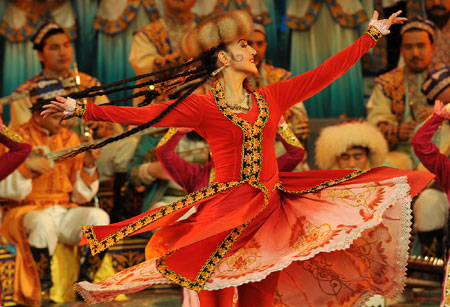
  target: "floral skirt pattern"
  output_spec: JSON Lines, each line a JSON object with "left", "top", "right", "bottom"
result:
{"left": 75, "top": 168, "right": 432, "bottom": 306}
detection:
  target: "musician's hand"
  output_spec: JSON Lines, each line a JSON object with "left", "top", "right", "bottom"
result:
{"left": 41, "top": 96, "right": 76, "bottom": 119}
{"left": 25, "top": 156, "right": 52, "bottom": 175}
{"left": 61, "top": 117, "right": 77, "bottom": 129}
{"left": 399, "top": 120, "right": 418, "bottom": 141}
{"left": 415, "top": 106, "right": 433, "bottom": 122}
{"left": 84, "top": 148, "right": 101, "bottom": 168}
{"left": 369, "top": 10, "right": 407, "bottom": 35}
{"left": 86, "top": 121, "right": 99, "bottom": 130}
{"left": 79, "top": 135, "right": 101, "bottom": 167}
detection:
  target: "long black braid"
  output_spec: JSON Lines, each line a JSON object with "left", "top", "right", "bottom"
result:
{"left": 54, "top": 44, "right": 226, "bottom": 160}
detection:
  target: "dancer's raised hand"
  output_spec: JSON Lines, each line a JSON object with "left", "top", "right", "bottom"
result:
{"left": 435, "top": 100, "right": 450, "bottom": 119}
{"left": 369, "top": 10, "right": 407, "bottom": 35}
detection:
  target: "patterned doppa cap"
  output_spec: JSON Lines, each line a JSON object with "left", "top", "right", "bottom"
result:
{"left": 31, "top": 22, "right": 64, "bottom": 49}
{"left": 400, "top": 16, "right": 435, "bottom": 38}
{"left": 422, "top": 66, "right": 450, "bottom": 102}
{"left": 253, "top": 17, "right": 265, "bottom": 35}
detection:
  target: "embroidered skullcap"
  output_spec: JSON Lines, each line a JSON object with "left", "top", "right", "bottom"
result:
{"left": 253, "top": 17, "right": 265, "bottom": 35}
{"left": 400, "top": 16, "right": 435, "bottom": 38}
{"left": 422, "top": 65, "right": 450, "bottom": 102}
{"left": 31, "top": 21, "right": 65, "bottom": 50}
{"left": 181, "top": 10, "right": 254, "bottom": 59}
{"left": 315, "top": 120, "right": 388, "bottom": 170}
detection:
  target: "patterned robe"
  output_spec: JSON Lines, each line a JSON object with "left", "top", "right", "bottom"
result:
{"left": 0, "top": 120, "right": 99, "bottom": 306}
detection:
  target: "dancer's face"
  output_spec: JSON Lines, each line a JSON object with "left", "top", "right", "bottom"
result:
{"left": 222, "top": 39, "right": 258, "bottom": 75}
{"left": 248, "top": 31, "right": 267, "bottom": 68}
{"left": 337, "top": 146, "right": 369, "bottom": 171}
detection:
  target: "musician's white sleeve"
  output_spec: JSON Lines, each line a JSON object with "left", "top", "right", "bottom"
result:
{"left": 71, "top": 168, "right": 99, "bottom": 204}
{"left": 0, "top": 170, "right": 32, "bottom": 200}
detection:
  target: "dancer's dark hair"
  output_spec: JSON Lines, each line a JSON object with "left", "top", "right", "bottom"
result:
{"left": 52, "top": 43, "right": 227, "bottom": 160}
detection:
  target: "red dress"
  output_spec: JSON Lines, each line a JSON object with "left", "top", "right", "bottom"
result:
{"left": 155, "top": 127, "right": 304, "bottom": 194}
{"left": 75, "top": 33, "right": 433, "bottom": 306}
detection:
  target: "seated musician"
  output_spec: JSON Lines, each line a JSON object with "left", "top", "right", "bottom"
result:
{"left": 0, "top": 80, "right": 109, "bottom": 306}
{"left": 7, "top": 21, "right": 133, "bottom": 218}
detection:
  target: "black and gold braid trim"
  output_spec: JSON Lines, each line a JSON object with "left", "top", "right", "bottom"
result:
{"left": 213, "top": 82, "right": 269, "bottom": 182}
{"left": 0, "top": 126, "right": 26, "bottom": 143}
{"left": 155, "top": 179, "right": 271, "bottom": 292}
{"left": 366, "top": 25, "right": 383, "bottom": 43}
{"left": 75, "top": 100, "right": 87, "bottom": 118}
{"left": 156, "top": 222, "right": 250, "bottom": 292}
{"left": 276, "top": 170, "right": 364, "bottom": 194}
{"left": 82, "top": 181, "right": 241, "bottom": 255}
{"left": 155, "top": 85, "right": 272, "bottom": 292}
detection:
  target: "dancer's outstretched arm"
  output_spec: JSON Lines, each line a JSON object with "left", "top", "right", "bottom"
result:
{"left": 412, "top": 101, "right": 450, "bottom": 191}
{"left": 262, "top": 10, "right": 406, "bottom": 114}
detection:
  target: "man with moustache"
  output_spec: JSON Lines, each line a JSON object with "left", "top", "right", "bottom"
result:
{"left": 425, "top": 0, "right": 450, "bottom": 66}
{"left": 367, "top": 17, "right": 441, "bottom": 169}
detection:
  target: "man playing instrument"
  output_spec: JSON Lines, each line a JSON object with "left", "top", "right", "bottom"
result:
{"left": 9, "top": 22, "right": 120, "bottom": 139}
{"left": 0, "top": 77, "right": 110, "bottom": 306}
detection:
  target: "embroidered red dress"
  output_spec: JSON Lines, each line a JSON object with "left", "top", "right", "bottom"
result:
{"left": 155, "top": 126, "right": 304, "bottom": 194}
{"left": 75, "top": 33, "right": 433, "bottom": 306}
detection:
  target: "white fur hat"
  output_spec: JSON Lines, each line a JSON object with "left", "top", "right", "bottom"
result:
{"left": 181, "top": 10, "right": 254, "bottom": 59}
{"left": 315, "top": 120, "right": 388, "bottom": 170}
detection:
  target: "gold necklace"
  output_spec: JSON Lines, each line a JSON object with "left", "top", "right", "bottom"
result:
{"left": 226, "top": 92, "right": 251, "bottom": 112}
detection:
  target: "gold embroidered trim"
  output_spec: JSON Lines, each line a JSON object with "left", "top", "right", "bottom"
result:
{"left": 277, "top": 170, "right": 364, "bottom": 194}
{"left": 367, "top": 25, "right": 383, "bottom": 43}
{"left": 155, "top": 178, "right": 271, "bottom": 292}
{"left": 153, "top": 82, "right": 272, "bottom": 291}
{"left": 156, "top": 127, "right": 178, "bottom": 148}
{"left": 276, "top": 122, "right": 304, "bottom": 149}
{"left": 83, "top": 181, "right": 241, "bottom": 255}
{"left": 213, "top": 81, "right": 269, "bottom": 182}
{"left": 0, "top": 126, "right": 26, "bottom": 143}
{"left": 75, "top": 100, "right": 87, "bottom": 118}
{"left": 156, "top": 222, "right": 250, "bottom": 292}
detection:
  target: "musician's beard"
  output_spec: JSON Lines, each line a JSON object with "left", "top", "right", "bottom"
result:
{"left": 427, "top": 10, "right": 450, "bottom": 29}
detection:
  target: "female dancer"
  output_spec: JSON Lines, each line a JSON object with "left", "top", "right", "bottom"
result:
{"left": 42, "top": 9, "right": 431, "bottom": 307}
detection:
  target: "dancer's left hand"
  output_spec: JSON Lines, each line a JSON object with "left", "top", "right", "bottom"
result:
{"left": 369, "top": 10, "right": 407, "bottom": 35}
{"left": 435, "top": 100, "right": 450, "bottom": 119}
